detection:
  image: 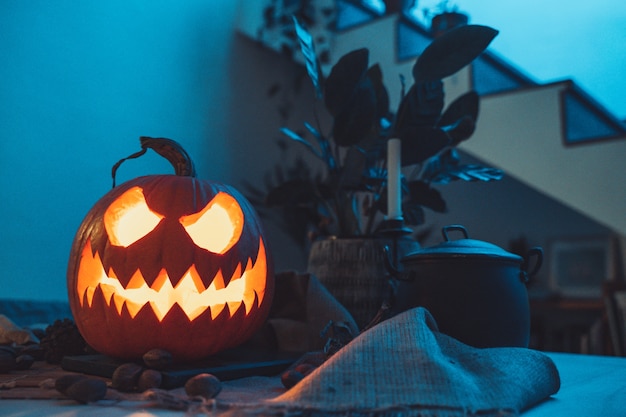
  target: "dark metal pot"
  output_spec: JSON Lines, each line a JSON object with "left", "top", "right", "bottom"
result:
{"left": 385, "top": 225, "right": 542, "bottom": 348}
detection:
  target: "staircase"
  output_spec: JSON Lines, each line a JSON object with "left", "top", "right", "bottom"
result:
{"left": 236, "top": 1, "right": 626, "bottom": 236}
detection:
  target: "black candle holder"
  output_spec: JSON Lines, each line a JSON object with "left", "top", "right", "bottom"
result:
{"left": 376, "top": 218, "right": 413, "bottom": 267}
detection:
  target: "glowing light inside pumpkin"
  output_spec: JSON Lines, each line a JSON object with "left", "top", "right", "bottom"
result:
{"left": 76, "top": 239, "right": 268, "bottom": 321}
{"left": 105, "top": 187, "right": 244, "bottom": 255}
{"left": 180, "top": 192, "right": 244, "bottom": 254}
{"left": 104, "top": 186, "right": 164, "bottom": 247}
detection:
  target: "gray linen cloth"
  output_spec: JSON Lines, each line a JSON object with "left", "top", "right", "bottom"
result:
{"left": 220, "top": 307, "right": 560, "bottom": 417}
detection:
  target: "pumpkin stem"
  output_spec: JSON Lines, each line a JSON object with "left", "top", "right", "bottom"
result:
{"left": 112, "top": 137, "right": 197, "bottom": 187}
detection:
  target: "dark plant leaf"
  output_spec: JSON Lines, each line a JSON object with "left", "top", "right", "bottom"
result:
{"left": 421, "top": 148, "right": 460, "bottom": 182}
{"left": 438, "top": 91, "right": 479, "bottom": 127}
{"left": 280, "top": 127, "right": 323, "bottom": 159}
{"left": 363, "top": 137, "right": 387, "bottom": 168}
{"left": 324, "top": 48, "right": 369, "bottom": 116}
{"left": 394, "top": 81, "right": 444, "bottom": 135}
{"left": 431, "top": 164, "right": 504, "bottom": 184}
{"left": 293, "top": 17, "right": 323, "bottom": 98}
{"left": 399, "top": 125, "right": 450, "bottom": 166}
{"left": 361, "top": 165, "right": 386, "bottom": 189}
{"left": 363, "top": 189, "right": 384, "bottom": 218}
{"left": 406, "top": 180, "right": 447, "bottom": 212}
{"left": 332, "top": 77, "right": 378, "bottom": 146}
{"left": 366, "top": 64, "right": 390, "bottom": 122}
{"left": 339, "top": 146, "right": 368, "bottom": 189}
{"left": 441, "top": 116, "right": 475, "bottom": 145}
{"left": 304, "top": 122, "right": 336, "bottom": 170}
{"left": 413, "top": 25, "right": 498, "bottom": 82}
{"left": 402, "top": 201, "right": 426, "bottom": 226}
{"left": 316, "top": 181, "right": 335, "bottom": 200}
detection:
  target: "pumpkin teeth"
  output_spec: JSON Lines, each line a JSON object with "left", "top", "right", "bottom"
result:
{"left": 76, "top": 239, "right": 268, "bottom": 322}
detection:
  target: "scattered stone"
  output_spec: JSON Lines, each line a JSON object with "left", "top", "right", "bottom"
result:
{"left": 55, "top": 374, "right": 107, "bottom": 404}
{"left": 111, "top": 362, "right": 144, "bottom": 392}
{"left": 280, "top": 369, "right": 304, "bottom": 389}
{"left": 184, "top": 373, "right": 222, "bottom": 399}
{"left": 55, "top": 374, "right": 89, "bottom": 394}
{"left": 138, "top": 369, "right": 162, "bottom": 392}
{"left": 64, "top": 378, "right": 107, "bottom": 404}
{"left": 14, "top": 354, "right": 35, "bottom": 370}
{"left": 142, "top": 348, "right": 173, "bottom": 370}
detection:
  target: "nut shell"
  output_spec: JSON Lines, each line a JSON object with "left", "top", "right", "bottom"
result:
{"left": 111, "top": 362, "right": 144, "bottom": 392}
{"left": 65, "top": 378, "right": 107, "bottom": 404}
{"left": 142, "top": 348, "right": 173, "bottom": 369}
{"left": 138, "top": 369, "right": 162, "bottom": 392}
{"left": 184, "top": 373, "right": 222, "bottom": 399}
{"left": 280, "top": 369, "right": 304, "bottom": 389}
{"left": 15, "top": 354, "right": 35, "bottom": 370}
{"left": 55, "top": 374, "right": 89, "bottom": 394}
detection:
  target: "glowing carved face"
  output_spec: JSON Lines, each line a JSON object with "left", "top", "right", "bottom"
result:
{"left": 67, "top": 176, "right": 273, "bottom": 361}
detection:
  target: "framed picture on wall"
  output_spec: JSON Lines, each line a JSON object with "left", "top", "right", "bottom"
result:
{"left": 548, "top": 235, "right": 616, "bottom": 298}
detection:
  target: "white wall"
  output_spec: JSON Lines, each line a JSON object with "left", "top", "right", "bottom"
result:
{"left": 0, "top": 1, "right": 240, "bottom": 301}
{"left": 462, "top": 83, "right": 626, "bottom": 235}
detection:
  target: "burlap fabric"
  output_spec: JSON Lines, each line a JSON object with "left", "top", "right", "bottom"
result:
{"left": 223, "top": 307, "right": 560, "bottom": 417}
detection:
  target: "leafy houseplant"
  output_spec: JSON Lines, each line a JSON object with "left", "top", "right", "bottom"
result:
{"left": 250, "top": 18, "right": 503, "bottom": 246}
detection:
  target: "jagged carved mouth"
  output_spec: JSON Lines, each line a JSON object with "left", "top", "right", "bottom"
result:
{"left": 76, "top": 239, "right": 268, "bottom": 322}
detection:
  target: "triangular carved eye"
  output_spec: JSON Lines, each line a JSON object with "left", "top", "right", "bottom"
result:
{"left": 104, "top": 186, "right": 164, "bottom": 247}
{"left": 179, "top": 192, "right": 244, "bottom": 254}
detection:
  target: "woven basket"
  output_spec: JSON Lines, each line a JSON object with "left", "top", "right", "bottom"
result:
{"left": 307, "top": 237, "right": 418, "bottom": 329}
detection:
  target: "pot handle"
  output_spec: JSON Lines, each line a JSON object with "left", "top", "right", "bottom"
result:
{"left": 442, "top": 224, "right": 469, "bottom": 241}
{"left": 520, "top": 247, "right": 543, "bottom": 283}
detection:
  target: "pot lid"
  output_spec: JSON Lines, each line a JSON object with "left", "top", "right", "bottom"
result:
{"left": 404, "top": 225, "right": 522, "bottom": 262}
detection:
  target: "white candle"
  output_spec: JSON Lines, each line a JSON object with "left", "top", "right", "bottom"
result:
{"left": 387, "top": 138, "right": 402, "bottom": 220}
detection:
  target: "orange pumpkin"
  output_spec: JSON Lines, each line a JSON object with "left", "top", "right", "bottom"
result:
{"left": 67, "top": 137, "right": 273, "bottom": 362}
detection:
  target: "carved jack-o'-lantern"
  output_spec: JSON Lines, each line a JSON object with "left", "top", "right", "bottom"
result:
{"left": 67, "top": 138, "right": 273, "bottom": 362}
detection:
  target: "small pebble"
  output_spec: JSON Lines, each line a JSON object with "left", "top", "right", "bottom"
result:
{"left": 111, "top": 362, "right": 144, "bottom": 392}
{"left": 14, "top": 354, "right": 35, "bottom": 370}
{"left": 55, "top": 374, "right": 88, "bottom": 394}
{"left": 281, "top": 369, "right": 304, "bottom": 389}
{"left": 64, "top": 378, "right": 107, "bottom": 404}
{"left": 0, "top": 346, "right": 17, "bottom": 358}
{"left": 143, "top": 348, "right": 173, "bottom": 370}
{"left": 294, "top": 363, "right": 316, "bottom": 376}
{"left": 184, "top": 373, "right": 222, "bottom": 399}
{"left": 138, "top": 369, "right": 162, "bottom": 392}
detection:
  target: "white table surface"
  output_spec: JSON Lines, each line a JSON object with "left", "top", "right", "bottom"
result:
{"left": 1, "top": 352, "right": 625, "bottom": 417}
{"left": 523, "top": 352, "right": 626, "bottom": 416}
